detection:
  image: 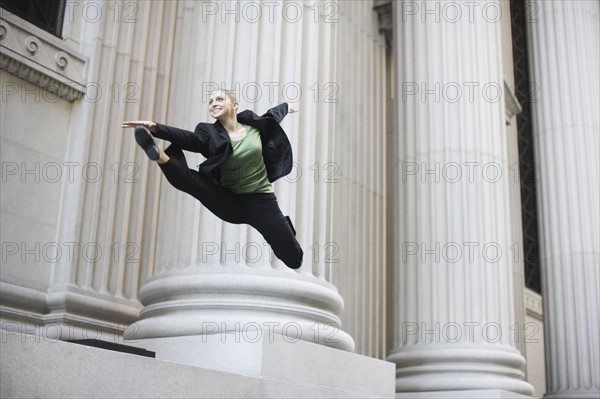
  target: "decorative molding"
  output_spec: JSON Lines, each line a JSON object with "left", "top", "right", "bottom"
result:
{"left": 374, "top": 0, "right": 392, "bottom": 51}
{"left": 129, "top": 270, "right": 355, "bottom": 351}
{"left": 0, "top": 281, "right": 141, "bottom": 340}
{"left": 0, "top": 281, "right": 49, "bottom": 323}
{"left": 46, "top": 285, "right": 142, "bottom": 325}
{"left": 524, "top": 287, "right": 543, "bottom": 319}
{"left": 504, "top": 79, "right": 523, "bottom": 125}
{"left": 0, "top": 11, "right": 87, "bottom": 102}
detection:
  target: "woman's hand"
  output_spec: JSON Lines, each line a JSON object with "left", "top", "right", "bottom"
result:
{"left": 121, "top": 120, "right": 158, "bottom": 133}
{"left": 287, "top": 101, "right": 298, "bottom": 114}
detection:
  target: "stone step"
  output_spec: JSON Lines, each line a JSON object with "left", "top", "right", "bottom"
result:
{"left": 1, "top": 329, "right": 395, "bottom": 398}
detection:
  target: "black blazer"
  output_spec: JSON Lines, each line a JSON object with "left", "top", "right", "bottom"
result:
{"left": 153, "top": 102, "right": 293, "bottom": 184}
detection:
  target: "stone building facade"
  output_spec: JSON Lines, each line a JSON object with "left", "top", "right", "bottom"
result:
{"left": 1, "top": 1, "right": 598, "bottom": 398}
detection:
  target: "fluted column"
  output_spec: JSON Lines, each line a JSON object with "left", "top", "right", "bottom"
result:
{"left": 0, "top": 0, "right": 176, "bottom": 341}
{"left": 526, "top": 1, "right": 600, "bottom": 397}
{"left": 331, "top": 0, "right": 389, "bottom": 359}
{"left": 389, "top": 0, "right": 533, "bottom": 395}
{"left": 126, "top": 0, "right": 353, "bottom": 351}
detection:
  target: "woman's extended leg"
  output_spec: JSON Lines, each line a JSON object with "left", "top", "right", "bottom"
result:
{"left": 158, "top": 144, "right": 245, "bottom": 224}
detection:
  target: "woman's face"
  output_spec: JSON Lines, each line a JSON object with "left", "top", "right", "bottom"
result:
{"left": 208, "top": 91, "right": 237, "bottom": 120}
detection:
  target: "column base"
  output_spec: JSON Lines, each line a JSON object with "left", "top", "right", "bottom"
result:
{"left": 396, "top": 389, "right": 533, "bottom": 398}
{"left": 129, "top": 269, "right": 355, "bottom": 351}
{"left": 544, "top": 390, "right": 600, "bottom": 399}
{"left": 388, "top": 344, "right": 534, "bottom": 396}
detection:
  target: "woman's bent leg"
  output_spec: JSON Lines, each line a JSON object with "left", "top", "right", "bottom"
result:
{"left": 240, "top": 193, "right": 303, "bottom": 269}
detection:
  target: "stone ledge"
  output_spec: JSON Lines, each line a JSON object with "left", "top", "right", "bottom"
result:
{"left": 125, "top": 332, "right": 395, "bottom": 398}
{"left": 1, "top": 329, "right": 395, "bottom": 398}
{"left": 524, "top": 288, "right": 543, "bottom": 319}
{"left": 0, "top": 11, "right": 87, "bottom": 102}
{"left": 396, "top": 390, "right": 533, "bottom": 398}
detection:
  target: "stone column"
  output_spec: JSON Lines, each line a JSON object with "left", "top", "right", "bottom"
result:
{"left": 525, "top": 1, "right": 600, "bottom": 397}
{"left": 388, "top": 1, "right": 533, "bottom": 396}
{"left": 0, "top": 0, "right": 175, "bottom": 342}
{"left": 126, "top": 0, "right": 354, "bottom": 352}
{"left": 329, "top": 0, "right": 389, "bottom": 359}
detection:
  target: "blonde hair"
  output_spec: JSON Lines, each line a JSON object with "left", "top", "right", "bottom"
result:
{"left": 224, "top": 90, "right": 237, "bottom": 103}
{"left": 211, "top": 89, "right": 237, "bottom": 104}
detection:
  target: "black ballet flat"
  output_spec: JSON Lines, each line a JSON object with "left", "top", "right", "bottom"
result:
{"left": 134, "top": 126, "right": 160, "bottom": 161}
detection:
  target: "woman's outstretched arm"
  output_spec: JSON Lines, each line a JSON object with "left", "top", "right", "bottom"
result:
{"left": 121, "top": 120, "right": 158, "bottom": 132}
{"left": 261, "top": 101, "right": 298, "bottom": 123}
{"left": 122, "top": 120, "right": 209, "bottom": 156}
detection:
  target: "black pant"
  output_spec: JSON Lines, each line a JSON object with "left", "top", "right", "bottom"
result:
{"left": 158, "top": 144, "right": 303, "bottom": 269}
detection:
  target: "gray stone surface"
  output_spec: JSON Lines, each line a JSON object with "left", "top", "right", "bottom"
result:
{"left": 396, "top": 390, "right": 533, "bottom": 399}
{"left": 1, "top": 329, "right": 394, "bottom": 398}
{"left": 127, "top": 332, "right": 394, "bottom": 397}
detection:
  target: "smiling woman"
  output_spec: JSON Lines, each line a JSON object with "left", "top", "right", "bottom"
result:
{"left": 121, "top": 90, "right": 303, "bottom": 269}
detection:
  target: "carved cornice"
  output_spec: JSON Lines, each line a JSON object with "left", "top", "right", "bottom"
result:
{"left": 373, "top": 0, "right": 392, "bottom": 51}
{"left": 504, "top": 79, "right": 523, "bottom": 125}
{"left": 0, "top": 11, "right": 87, "bottom": 102}
{"left": 524, "top": 287, "right": 543, "bottom": 319}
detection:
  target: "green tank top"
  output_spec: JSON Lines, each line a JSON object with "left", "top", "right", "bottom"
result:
{"left": 218, "top": 124, "right": 274, "bottom": 194}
